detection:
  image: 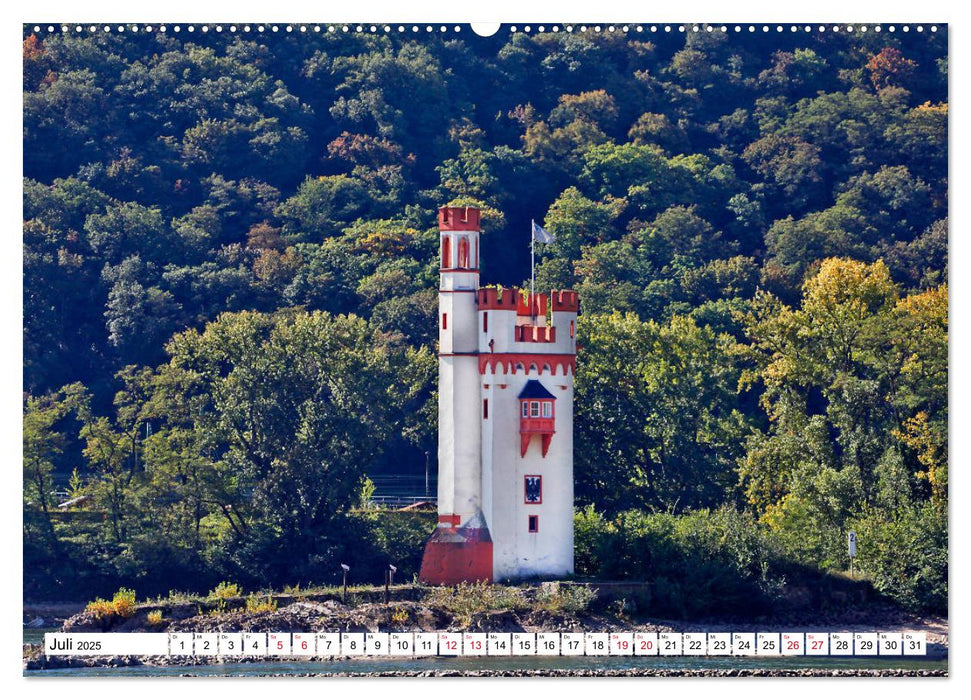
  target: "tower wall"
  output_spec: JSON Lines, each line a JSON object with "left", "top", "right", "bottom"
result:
{"left": 438, "top": 354, "right": 483, "bottom": 522}
{"left": 483, "top": 364, "right": 574, "bottom": 581}
{"left": 479, "top": 290, "right": 577, "bottom": 581}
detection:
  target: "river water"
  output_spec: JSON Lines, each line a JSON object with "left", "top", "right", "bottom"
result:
{"left": 24, "top": 653, "right": 946, "bottom": 677}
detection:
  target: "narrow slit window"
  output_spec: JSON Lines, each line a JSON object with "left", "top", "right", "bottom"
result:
{"left": 483, "top": 399, "right": 489, "bottom": 419}
{"left": 570, "top": 320, "right": 575, "bottom": 338}
{"left": 528, "top": 515, "right": 539, "bottom": 533}
{"left": 483, "top": 312, "right": 488, "bottom": 333}
{"left": 442, "top": 313, "right": 447, "bottom": 330}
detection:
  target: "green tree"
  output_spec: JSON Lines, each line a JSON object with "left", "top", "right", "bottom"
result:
{"left": 740, "top": 259, "right": 946, "bottom": 568}
{"left": 23, "top": 384, "right": 87, "bottom": 539}
{"left": 276, "top": 175, "right": 371, "bottom": 242}
{"left": 162, "top": 310, "right": 406, "bottom": 580}
{"left": 541, "top": 186, "right": 618, "bottom": 260}
{"left": 742, "top": 134, "right": 824, "bottom": 211}
{"left": 628, "top": 112, "right": 689, "bottom": 154}
{"left": 575, "top": 312, "right": 749, "bottom": 514}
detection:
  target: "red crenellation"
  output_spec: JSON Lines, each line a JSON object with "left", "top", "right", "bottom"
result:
{"left": 438, "top": 206, "right": 481, "bottom": 231}
{"left": 517, "top": 293, "right": 548, "bottom": 318}
{"left": 514, "top": 325, "right": 556, "bottom": 343}
{"left": 476, "top": 287, "right": 519, "bottom": 309}
{"left": 550, "top": 290, "right": 579, "bottom": 312}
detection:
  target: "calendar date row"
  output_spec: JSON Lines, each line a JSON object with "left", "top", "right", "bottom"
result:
{"left": 45, "top": 631, "right": 927, "bottom": 658}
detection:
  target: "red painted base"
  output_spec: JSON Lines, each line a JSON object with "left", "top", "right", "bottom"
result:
{"left": 419, "top": 525, "right": 493, "bottom": 585}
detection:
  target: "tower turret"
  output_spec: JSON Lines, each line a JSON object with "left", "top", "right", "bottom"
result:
{"left": 419, "top": 207, "right": 493, "bottom": 584}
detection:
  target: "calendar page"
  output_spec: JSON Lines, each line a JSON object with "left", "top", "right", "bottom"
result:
{"left": 19, "top": 1, "right": 950, "bottom": 682}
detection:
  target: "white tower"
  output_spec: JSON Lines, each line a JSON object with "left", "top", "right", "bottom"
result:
{"left": 477, "top": 288, "right": 578, "bottom": 580}
{"left": 420, "top": 207, "right": 493, "bottom": 583}
{"left": 420, "top": 206, "right": 578, "bottom": 584}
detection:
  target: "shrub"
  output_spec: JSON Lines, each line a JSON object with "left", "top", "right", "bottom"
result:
{"left": 535, "top": 584, "right": 596, "bottom": 613}
{"left": 347, "top": 510, "right": 436, "bottom": 583}
{"left": 162, "top": 590, "right": 195, "bottom": 604}
{"left": 85, "top": 587, "right": 138, "bottom": 619}
{"left": 112, "top": 588, "right": 137, "bottom": 618}
{"left": 85, "top": 598, "right": 116, "bottom": 619}
{"left": 208, "top": 581, "right": 242, "bottom": 600}
{"left": 424, "top": 581, "right": 527, "bottom": 626}
{"left": 573, "top": 505, "right": 783, "bottom": 618}
{"left": 146, "top": 610, "right": 164, "bottom": 626}
{"left": 245, "top": 594, "right": 278, "bottom": 613}
{"left": 849, "top": 504, "right": 947, "bottom": 612}
{"left": 574, "top": 505, "right": 611, "bottom": 576}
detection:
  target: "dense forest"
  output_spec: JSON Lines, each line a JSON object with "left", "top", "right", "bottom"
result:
{"left": 23, "top": 26, "right": 947, "bottom": 613}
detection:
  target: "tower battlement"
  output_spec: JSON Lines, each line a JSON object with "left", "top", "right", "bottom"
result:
{"left": 439, "top": 206, "right": 481, "bottom": 231}
{"left": 514, "top": 325, "right": 556, "bottom": 343}
{"left": 517, "top": 292, "right": 548, "bottom": 319}
{"left": 550, "top": 290, "right": 579, "bottom": 312}
{"left": 477, "top": 288, "right": 519, "bottom": 309}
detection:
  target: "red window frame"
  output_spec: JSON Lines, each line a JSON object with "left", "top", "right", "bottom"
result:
{"left": 524, "top": 475, "right": 543, "bottom": 504}
{"left": 528, "top": 515, "right": 539, "bottom": 533}
{"left": 441, "top": 237, "right": 451, "bottom": 268}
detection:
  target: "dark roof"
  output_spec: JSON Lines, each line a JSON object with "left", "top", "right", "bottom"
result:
{"left": 518, "top": 379, "right": 556, "bottom": 400}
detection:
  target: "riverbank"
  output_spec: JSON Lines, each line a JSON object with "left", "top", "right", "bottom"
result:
{"left": 23, "top": 602, "right": 85, "bottom": 630}
{"left": 23, "top": 582, "right": 948, "bottom": 673}
{"left": 26, "top": 667, "right": 950, "bottom": 678}
{"left": 23, "top": 654, "right": 949, "bottom": 677}
{"left": 197, "top": 669, "right": 950, "bottom": 677}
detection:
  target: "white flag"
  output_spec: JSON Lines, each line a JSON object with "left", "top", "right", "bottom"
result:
{"left": 532, "top": 221, "right": 555, "bottom": 244}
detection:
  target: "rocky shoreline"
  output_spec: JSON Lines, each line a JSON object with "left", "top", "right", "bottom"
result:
{"left": 211, "top": 669, "right": 950, "bottom": 678}
{"left": 23, "top": 651, "right": 949, "bottom": 676}
{"left": 23, "top": 594, "right": 949, "bottom": 673}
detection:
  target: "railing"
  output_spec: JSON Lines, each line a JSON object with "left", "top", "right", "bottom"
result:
{"left": 521, "top": 417, "right": 555, "bottom": 433}
{"left": 368, "top": 495, "right": 438, "bottom": 508}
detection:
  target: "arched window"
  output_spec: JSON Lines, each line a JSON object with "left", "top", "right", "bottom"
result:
{"left": 441, "top": 236, "right": 451, "bottom": 268}
{"left": 458, "top": 236, "right": 470, "bottom": 268}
